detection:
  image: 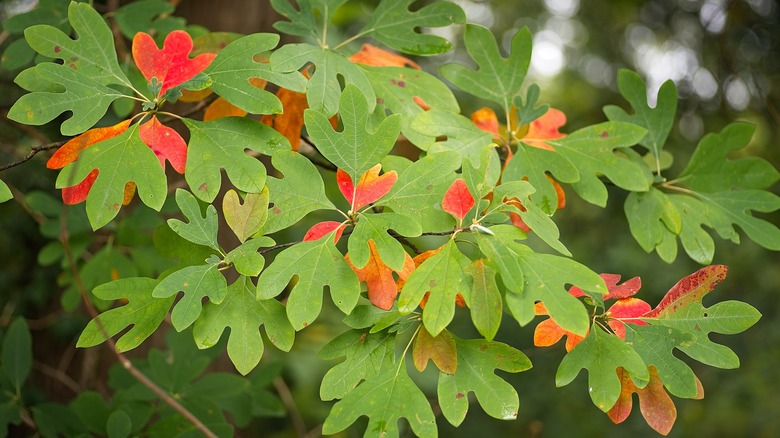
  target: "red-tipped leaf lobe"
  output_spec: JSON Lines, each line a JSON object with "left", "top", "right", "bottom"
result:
{"left": 644, "top": 265, "right": 728, "bottom": 318}
{"left": 132, "top": 30, "right": 216, "bottom": 97}
{"left": 303, "top": 221, "right": 346, "bottom": 244}
{"left": 442, "top": 179, "right": 474, "bottom": 221}
{"left": 337, "top": 165, "right": 397, "bottom": 211}
{"left": 138, "top": 116, "right": 187, "bottom": 173}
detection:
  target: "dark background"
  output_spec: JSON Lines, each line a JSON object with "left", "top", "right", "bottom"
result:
{"left": 1, "top": 0, "right": 778, "bottom": 436}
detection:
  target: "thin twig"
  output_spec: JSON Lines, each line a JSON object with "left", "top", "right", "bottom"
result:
{"left": 273, "top": 377, "right": 307, "bottom": 438}
{"left": 0, "top": 141, "right": 64, "bottom": 172}
{"left": 259, "top": 240, "right": 300, "bottom": 254}
{"left": 59, "top": 207, "right": 218, "bottom": 438}
{"left": 33, "top": 361, "right": 82, "bottom": 395}
{"left": 388, "top": 230, "right": 422, "bottom": 255}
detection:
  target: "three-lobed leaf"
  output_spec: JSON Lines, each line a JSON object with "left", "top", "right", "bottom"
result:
{"left": 167, "top": 189, "right": 220, "bottom": 251}
{"left": 318, "top": 329, "right": 395, "bottom": 400}
{"left": 193, "top": 277, "right": 294, "bottom": 375}
{"left": 152, "top": 262, "right": 227, "bottom": 331}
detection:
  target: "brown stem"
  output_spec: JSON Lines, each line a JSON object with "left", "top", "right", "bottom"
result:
{"left": 273, "top": 377, "right": 307, "bottom": 438}
{"left": 0, "top": 141, "right": 64, "bottom": 172}
{"left": 33, "top": 361, "right": 82, "bottom": 395}
{"left": 59, "top": 207, "right": 218, "bottom": 438}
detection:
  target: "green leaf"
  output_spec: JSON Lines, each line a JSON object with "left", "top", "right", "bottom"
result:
{"left": 550, "top": 121, "right": 651, "bottom": 206}
{"left": 514, "top": 84, "right": 549, "bottom": 126}
{"left": 224, "top": 237, "right": 274, "bottom": 277}
{"left": 270, "top": 0, "right": 347, "bottom": 42}
{"left": 360, "top": 65, "right": 459, "bottom": 146}
{"left": 55, "top": 124, "right": 167, "bottom": 229}
{"left": 678, "top": 123, "right": 780, "bottom": 192}
{"left": 463, "top": 145, "right": 501, "bottom": 201}
{"left": 271, "top": 43, "right": 375, "bottom": 116}
{"left": 603, "top": 69, "right": 677, "bottom": 173}
{"left": 361, "top": 0, "right": 465, "bottom": 55}
{"left": 257, "top": 238, "right": 360, "bottom": 330}
{"left": 398, "top": 240, "right": 471, "bottom": 336}
{"left": 1, "top": 38, "right": 36, "bottom": 71}
{"left": 183, "top": 117, "right": 290, "bottom": 202}
{"left": 410, "top": 109, "right": 493, "bottom": 167}
{"left": 2, "top": 318, "right": 32, "bottom": 390}
{"left": 205, "top": 33, "right": 307, "bottom": 114}
{"left": 491, "top": 182, "right": 569, "bottom": 256}
{"left": 464, "top": 260, "right": 503, "bottom": 341}
{"left": 556, "top": 327, "right": 649, "bottom": 412}
{"left": 322, "top": 364, "right": 437, "bottom": 438}
{"left": 348, "top": 212, "right": 421, "bottom": 271}
{"left": 438, "top": 337, "right": 531, "bottom": 426}
{"left": 9, "top": 62, "right": 126, "bottom": 135}
{"left": 23, "top": 2, "right": 130, "bottom": 87}
{"left": 378, "top": 151, "right": 460, "bottom": 232}
{"left": 624, "top": 324, "right": 698, "bottom": 398}
{"left": 504, "top": 248, "right": 606, "bottom": 336}
{"left": 440, "top": 25, "right": 531, "bottom": 111}
{"left": 305, "top": 84, "right": 401, "bottom": 180}
{"left": 114, "top": 0, "right": 184, "bottom": 40}
{"left": 318, "top": 329, "right": 395, "bottom": 400}
{"left": 193, "top": 277, "right": 294, "bottom": 375}
{"left": 152, "top": 263, "right": 228, "bottom": 331}
{"left": 502, "top": 140, "right": 579, "bottom": 215}
{"left": 223, "top": 188, "right": 269, "bottom": 243}
{"left": 106, "top": 410, "right": 132, "bottom": 438}
{"left": 651, "top": 300, "right": 761, "bottom": 369}
{"left": 694, "top": 190, "right": 780, "bottom": 251}
{"left": 0, "top": 180, "right": 12, "bottom": 203}
{"left": 77, "top": 278, "right": 173, "bottom": 352}
{"left": 669, "top": 194, "right": 715, "bottom": 264}
{"left": 624, "top": 188, "right": 682, "bottom": 255}
{"left": 475, "top": 225, "right": 527, "bottom": 293}
{"left": 167, "top": 189, "right": 220, "bottom": 251}
{"left": 3, "top": 0, "right": 70, "bottom": 33}
{"left": 261, "top": 150, "right": 336, "bottom": 234}
{"left": 154, "top": 223, "right": 217, "bottom": 274}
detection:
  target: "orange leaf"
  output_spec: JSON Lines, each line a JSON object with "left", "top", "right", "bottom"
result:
{"left": 347, "top": 240, "right": 415, "bottom": 310}
{"left": 204, "top": 96, "right": 248, "bottom": 121}
{"left": 412, "top": 325, "right": 457, "bottom": 374}
{"left": 533, "top": 313, "right": 585, "bottom": 352}
{"left": 349, "top": 44, "right": 421, "bottom": 69}
{"left": 569, "top": 273, "right": 642, "bottom": 300}
{"left": 644, "top": 265, "right": 728, "bottom": 318}
{"left": 132, "top": 30, "right": 217, "bottom": 97}
{"left": 442, "top": 179, "right": 474, "bottom": 221}
{"left": 261, "top": 86, "right": 308, "bottom": 151}
{"left": 470, "top": 107, "right": 501, "bottom": 140}
{"left": 606, "top": 298, "right": 651, "bottom": 339}
{"left": 337, "top": 165, "right": 398, "bottom": 211}
{"left": 48, "top": 120, "right": 132, "bottom": 169}
{"left": 609, "top": 367, "right": 677, "bottom": 436}
{"left": 521, "top": 108, "right": 566, "bottom": 151}
{"left": 138, "top": 116, "right": 187, "bottom": 173}
{"left": 303, "top": 221, "right": 346, "bottom": 243}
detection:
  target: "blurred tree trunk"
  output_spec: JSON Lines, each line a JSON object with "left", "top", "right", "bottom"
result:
{"left": 176, "top": 0, "right": 285, "bottom": 36}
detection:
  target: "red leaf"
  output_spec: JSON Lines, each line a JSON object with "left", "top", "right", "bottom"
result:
{"left": 138, "top": 116, "right": 187, "bottom": 173}
{"left": 521, "top": 108, "right": 566, "bottom": 151}
{"left": 569, "top": 273, "right": 642, "bottom": 300}
{"left": 533, "top": 302, "right": 586, "bottom": 351}
{"left": 442, "top": 179, "right": 474, "bottom": 221}
{"left": 609, "top": 367, "right": 677, "bottom": 436}
{"left": 61, "top": 169, "right": 97, "bottom": 204}
{"left": 644, "top": 265, "right": 728, "bottom": 318}
{"left": 349, "top": 44, "right": 420, "bottom": 69}
{"left": 337, "top": 165, "right": 397, "bottom": 211}
{"left": 48, "top": 120, "right": 132, "bottom": 169}
{"left": 132, "top": 30, "right": 216, "bottom": 97}
{"left": 470, "top": 107, "right": 501, "bottom": 140}
{"left": 606, "top": 298, "right": 651, "bottom": 339}
{"left": 303, "top": 221, "right": 346, "bottom": 243}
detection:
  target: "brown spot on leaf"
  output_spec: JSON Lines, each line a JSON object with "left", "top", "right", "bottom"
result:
{"left": 455, "top": 392, "right": 465, "bottom": 399}
{"left": 113, "top": 203, "right": 120, "bottom": 211}
{"left": 377, "top": 98, "right": 385, "bottom": 105}
{"left": 429, "top": 279, "right": 436, "bottom": 288}
{"left": 303, "top": 322, "right": 308, "bottom": 327}
{"left": 54, "top": 45, "right": 61, "bottom": 53}
{"left": 397, "top": 80, "right": 406, "bottom": 87}
{"left": 198, "top": 183, "right": 208, "bottom": 192}
{"left": 272, "top": 206, "right": 282, "bottom": 215}
{"left": 600, "top": 131, "right": 609, "bottom": 138}
{"left": 479, "top": 344, "right": 488, "bottom": 351}
{"left": 358, "top": 332, "right": 367, "bottom": 343}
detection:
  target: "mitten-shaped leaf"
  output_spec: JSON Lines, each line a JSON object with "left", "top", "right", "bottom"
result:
{"left": 77, "top": 278, "right": 173, "bottom": 352}
{"left": 152, "top": 261, "right": 227, "bottom": 331}
{"left": 438, "top": 337, "right": 531, "bottom": 426}
{"left": 361, "top": 0, "right": 465, "bottom": 55}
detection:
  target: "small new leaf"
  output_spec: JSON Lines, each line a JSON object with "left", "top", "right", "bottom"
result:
{"left": 167, "top": 189, "right": 220, "bottom": 251}
{"left": 413, "top": 326, "right": 457, "bottom": 374}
